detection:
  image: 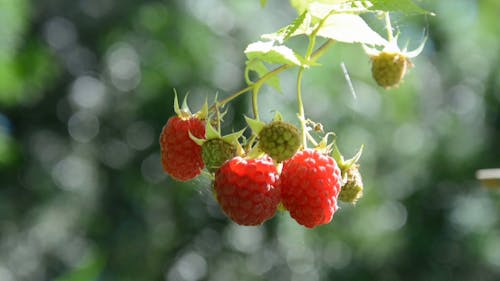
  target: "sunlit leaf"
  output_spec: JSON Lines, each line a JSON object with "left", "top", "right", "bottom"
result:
{"left": 316, "top": 14, "right": 388, "bottom": 45}
{"left": 245, "top": 41, "right": 304, "bottom": 66}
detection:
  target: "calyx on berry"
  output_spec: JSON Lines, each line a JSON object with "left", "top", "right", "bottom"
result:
{"left": 363, "top": 34, "right": 426, "bottom": 89}
{"left": 190, "top": 119, "right": 245, "bottom": 173}
{"left": 333, "top": 144, "right": 365, "bottom": 204}
{"left": 246, "top": 112, "right": 301, "bottom": 162}
{"left": 159, "top": 93, "right": 208, "bottom": 181}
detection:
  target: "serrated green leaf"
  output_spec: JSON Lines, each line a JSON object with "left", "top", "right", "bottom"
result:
{"left": 260, "top": 12, "right": 310, "bottom": 45}
{"left": 369, "top": 0, "right": 432, "bottom": 15}
{"left": 316, "top": 14, "right": 388, "bottom": 45}
{"left": 282, "top": 11, "right": 309, "bottom": 41}
{"left": 245, "top": 41, "right": 304, "bottom": 66}
{"left": 246, "top": 60, "right": 282, "bottom": 92}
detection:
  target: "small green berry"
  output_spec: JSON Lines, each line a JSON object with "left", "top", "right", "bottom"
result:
{"left": 258, "top": 121, "right": 300, "bottom": 162}
{"left": 202, "top": 138, "right": 237, "bottom": 173}
{"left": 338, "top": 166, "right": 364, "bottom": 204}
{"left": 371, "top": 52, "right": 412, "bottom": 89}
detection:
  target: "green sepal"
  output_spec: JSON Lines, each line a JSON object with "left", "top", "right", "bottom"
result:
{"left": 333, "top": 143, "right": 364, "bottom": 171}
{"left": 180, "top": 92, "right": 190, "bottom": 113}
{"left": 277, "top": 202, "right": 286, "bottom": 212}
{"left": 272, "top": 111, "right": 284, "bottom": 122}
{"left": 245, "top": 145, "right": 266, "bottom": 160}
{"left": 194, "top": 98, "right": 208, "bottom": 120}
{"left": 245, "top": 116, "right": 266, "bottom": 136}
{"left": 404, "top": 35, "right": 428, "bottom": 58}
{"left": 316, "top": 132, "right": 336, "bottom": 154}
{"left": 332, "top": 142, "right": 344, "bottom": 165}
{"left": 188, "top": 131, "right": 205, "bottom": 146}
{"left": 222, "top": 128, "right": 246, "bottom": 145}
{"left": 343, "top": 144, "right": 364, "bottom": 168}
{"left": 205, "top": 122, "right": 221, "bottom": 140}
{"left": 173, "top": 89, "right": 186, "bottom": 116}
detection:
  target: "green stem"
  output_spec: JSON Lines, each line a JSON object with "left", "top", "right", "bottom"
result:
{"left": 296, "top": 67, "right": 307, "bottom": 148}
{"left": 208, "top": 40, "right": 335, "bottom": 114}
{"left": 384, "top": 12, "right": 394, "bottom": 42}
{"left": 208, "top": 65, "right": 290, "bottom": 113}
{"left": 252, "top": 85, "right": 261, "bottom": 120}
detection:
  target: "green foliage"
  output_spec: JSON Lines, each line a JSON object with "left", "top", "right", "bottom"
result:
{"left": 245, "top": 0, "right": 431, "bottom": 96}
{"left": 0, "top": 0, "right": 499, "bottom": 281}
{"left": 244, "top": 41, "right": 304, "bottom": 66}
{"left": 315, "top": 14, "right": 387, "bottom": 45}
{"left": 55, "top": 252, "right": 105, "bottom": 281}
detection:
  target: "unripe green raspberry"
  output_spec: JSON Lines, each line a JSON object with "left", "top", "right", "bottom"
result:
{"left": 202, "top": 138, "right": 237, "bottom": 173}
{"left": 258, "top": 121, "right": 300, "bottom": 162}
{"left": 371, "top": 52, "right": 411, "bottom": 89}
{"left": 338, "top": 166, "right": 364, "bottom": 204}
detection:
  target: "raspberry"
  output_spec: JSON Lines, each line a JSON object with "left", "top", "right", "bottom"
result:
{"left": 160, "top": 116, "right": 205, "bottom": 181}
{"left": 371, "top": 52, "right": 411, "bottom": 89}
{"left": 279, "top": 149, "right": 342, "bottom": 228}
{"left": 202, "top": 138, "right": 237, "bottom": 173}
{"left": 258, "top": 121, "right": 300, "bottom": 162}
{"left": 214, "top": 156, "right": 280, "bottom": 226}
{"left": 338, "top": 166, "right": 364, "bottom": 204}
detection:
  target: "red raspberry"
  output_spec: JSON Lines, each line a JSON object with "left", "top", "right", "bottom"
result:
{"left": 160, "top": 116, "right": 205, "bottom": 181}
{"left": 279, "top": 149, "right": 342, "bottom": 228}
{"left": 214, "top": 156, "right": 280, "bottom": 226}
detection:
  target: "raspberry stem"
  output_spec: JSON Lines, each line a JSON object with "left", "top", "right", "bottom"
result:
{"left": 384, "top": 12, "right": 394, "bottom": 42}
{"left": 297, "top": 67, "right": 307, "bottom": 148}
{"left": 252, "top": 85, "right": 261, "bottom": 120}
{"left": 208, "top": 40, "right": 335, "bottom": 115}
{"left": 296, "top": 12, "right": 334, "bottom": 149}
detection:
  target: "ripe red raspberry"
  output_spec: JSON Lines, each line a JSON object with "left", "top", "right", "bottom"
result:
{"left": 160, "top": 116, "right": 205, "bottom": 181}
{"left": 214, "top": 156, "right": 280, "bottom": 226}
{"left": 279, "top": 149, "right": 342, "bottom": 228}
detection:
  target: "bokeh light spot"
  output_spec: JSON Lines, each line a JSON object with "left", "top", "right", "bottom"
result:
{"left": 67, "top": 111, "right": 99, "bottom": 143}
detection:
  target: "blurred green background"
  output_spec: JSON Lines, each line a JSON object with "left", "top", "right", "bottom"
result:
{"left": 1, "top": 0, "right": 500, "bottom": 280}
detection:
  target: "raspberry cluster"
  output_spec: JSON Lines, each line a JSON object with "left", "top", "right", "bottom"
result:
{"left": 159, "top": 97, "right": 365, "bottom": 228}
{"left": 157, "top": 11, "right": 426, "bottom": 228}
